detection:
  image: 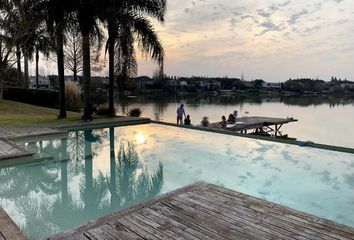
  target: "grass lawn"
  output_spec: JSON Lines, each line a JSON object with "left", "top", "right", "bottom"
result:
{"left": 0, "top": 100, "right": 84, "bottom": 126}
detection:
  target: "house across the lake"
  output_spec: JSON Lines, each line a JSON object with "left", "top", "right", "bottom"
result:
{"left": 29, "top": 76, "right": 51, "bottom": 89}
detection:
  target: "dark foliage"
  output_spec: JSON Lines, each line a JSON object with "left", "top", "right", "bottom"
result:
{"left": 3, "top": 87, "right": 59, "bottom": 108}
{"left": 128, "top": 108, "right": 142, "bottom": 117}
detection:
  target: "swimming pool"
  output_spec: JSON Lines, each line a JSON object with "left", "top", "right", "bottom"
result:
{"left": 0, "top": 123, "right": 353, "bottom": 239}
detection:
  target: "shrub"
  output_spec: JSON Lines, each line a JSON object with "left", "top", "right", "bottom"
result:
{"left": 3, "top": 87, "right": 59, "bottom": 108}
{"left": 65, "top": 81, "right": 82, "bottom": 112}
{"left": 95, "top": 103, "right": 114, "bottom": 116}
{"left": 128, "top": 108, "right": 142, "bottom": 117}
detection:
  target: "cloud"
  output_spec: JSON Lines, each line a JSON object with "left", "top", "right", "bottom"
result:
{"left": 258, "top": 21, "right": 283, "bottom": 35}
{"left": 257, "top": 9, "right": 271, "bottom": 18}
{"left": 288, "top": 10, "right": 309, "bottom": 24}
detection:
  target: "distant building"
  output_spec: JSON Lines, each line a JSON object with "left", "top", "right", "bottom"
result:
{"left": 29, "top": 76, "right": 51, "bottom": 89}
{"left": 339, "top": 81, "right": 354, "bottom": 90}
{"left": 135, "top": 76, "right": 155, "bottom": 91}
{"left": 262, "top": 82, "right": 281, "bottom": 90}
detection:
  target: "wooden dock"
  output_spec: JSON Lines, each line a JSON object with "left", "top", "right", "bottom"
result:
{"left": 212, "top": 116, "right": 298, "bottom": 136}
{"left": 48, "top": 182, "right": 354, "bottom": 240}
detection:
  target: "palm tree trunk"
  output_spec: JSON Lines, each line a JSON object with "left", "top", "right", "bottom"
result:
{"left": 57, "top": 26, "right": 67, "bottom": 118}
{"left": 36, "top": 48, "right": 39, "bottom": 88}
{"left": 82, "top": 32, "right": 91, "bottom": 119}
{"left": 0, "top": 75, "right": 3, "bottom": 100}
{"left": 16, "top": 45, "right": 21, "bottom": 86}
{"left": 24, "top": 55, "right": 29, "bottom": 88}
{"left": 108, "top": 24, "right": 115, "bottom": 116}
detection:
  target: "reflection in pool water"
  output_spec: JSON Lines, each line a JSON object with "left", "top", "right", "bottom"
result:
{"left": 0, "top": 124, "right": 353, "bottom": 239}
{"left": 0, "top": 128, "right": 163, "bottom": 240}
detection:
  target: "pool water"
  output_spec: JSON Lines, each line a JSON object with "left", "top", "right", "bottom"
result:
{"left": 0, "top": 124, "right": 353, "bottom": 239}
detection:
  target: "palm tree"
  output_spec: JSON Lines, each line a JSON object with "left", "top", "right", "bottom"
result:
{"left": 0, "top": 33, "right": 17, "bottom": 99}
{"left": 74, "top": 0, "right": 103, "bottom": 120}
{"left": 0, "top": 0, "right": 24, "bottom": 86}
{"left": 101, "top": 0, "right": 166, "bottom": 116}
{"left": 45, "top": 0, "right": 75, "bottom": 118}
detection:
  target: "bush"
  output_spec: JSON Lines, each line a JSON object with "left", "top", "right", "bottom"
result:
{"left": 65, "top": 81, "right": 82, "bottom": 112}
{"left": 128, "top": 108, "right": 142, "bottom": 117}
{"left": 3, "top": 87, "right": 59, "bottom": 108}
{"left": 95, "top": 103, "right": 115, "bottom": 116}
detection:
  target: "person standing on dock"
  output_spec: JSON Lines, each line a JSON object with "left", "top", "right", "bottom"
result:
{"left": 176, "top": 104, "right": 186, "bottom": 125}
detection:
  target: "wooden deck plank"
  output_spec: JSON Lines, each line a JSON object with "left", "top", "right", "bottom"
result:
{"left": 0, "top": 208, "right": 27, "bottom": 240}
{"left": 113, "top": 217, "right": 163, "bottom": 240}
{"left": 200, "top": 187, "right": 347, "bottom": 239}
{"left": 187, "top": 189, "right": 326, "bottom": 240}
{"left": 141, "top": 207, "right": 202, "bottom": 240}
{"left": 47, "top": 182, "right": 354, "bottom": 240}
{"left": 206, "top": 184, "right": 354, "bottom": 238}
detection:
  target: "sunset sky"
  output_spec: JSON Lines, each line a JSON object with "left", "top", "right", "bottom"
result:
{"left": 40, "top": 0, "right": 354, "bottom": 82}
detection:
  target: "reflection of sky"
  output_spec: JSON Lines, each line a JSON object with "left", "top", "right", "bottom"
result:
{"left": 117, "top": 100, "right": 354, "bottom": 148}
{"left": 111, "top": 124, "right": 354, "bottom": 227}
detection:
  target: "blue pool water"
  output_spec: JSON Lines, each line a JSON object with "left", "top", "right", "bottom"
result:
{"left": 0, "top": 123, "right": 353, "bottom": 239}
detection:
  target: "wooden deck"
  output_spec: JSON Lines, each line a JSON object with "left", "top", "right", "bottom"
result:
{"left": 48, "top": 182, "right": 354, "bottom": 240}
{"left": 0, "top": 208, "right": 27, "bottom": 240}
{"left": 0, "top": 138, "right": 34, "bottom": 161}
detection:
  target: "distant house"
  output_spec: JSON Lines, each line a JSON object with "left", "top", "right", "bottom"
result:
{"left": 29, "top": 76, "right": 51, "bottom": 89}
{"left": 167, "top": 79, "right": 188, "bottom": 88}
{"left": 242, "top": 81, "right": 254, "bottom": 89}
{"left": 340, "top": 82, "right": 354, "bottom": 90}
{"left": 262, "top": 82, "right": 281, "bottom": 90}
{"left": 135, "top": 76, "right": 155, "bottom": 91}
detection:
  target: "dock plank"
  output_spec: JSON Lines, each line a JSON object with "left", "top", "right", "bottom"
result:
{"left": 0, "top": 208, "right": 27, "bottom": 240}
{"left": 48, "top": 182, "right": 354, "bottom": 240}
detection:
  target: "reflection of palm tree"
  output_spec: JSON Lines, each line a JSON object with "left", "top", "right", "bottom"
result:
{"left": 107, "top": 141, "right": 164, "bottom": 210}
{"left": 0, "top": 138, "right": 64, "bottom": 239}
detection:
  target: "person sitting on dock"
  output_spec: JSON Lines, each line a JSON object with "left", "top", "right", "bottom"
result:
{"left": 184, "top": 115, "right": 191, "bottom": 125}
{"left": 227, "top": 114, "right": 235, "bottom": 124}
{"left": 217, "top": 116, "right": 227, "bottom": 128}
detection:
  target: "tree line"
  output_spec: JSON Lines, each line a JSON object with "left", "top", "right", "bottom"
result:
{"left": 0, "top": 0, "right": 165, "bottom": 118}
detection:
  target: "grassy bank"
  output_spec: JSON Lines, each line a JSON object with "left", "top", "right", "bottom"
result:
{"left": 0, "top": 100, "right": 82, "bottom": 126}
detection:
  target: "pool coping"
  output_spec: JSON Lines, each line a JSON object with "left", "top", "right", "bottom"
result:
{"left": 151, "top": 120, "right": 354, "bottom": 154}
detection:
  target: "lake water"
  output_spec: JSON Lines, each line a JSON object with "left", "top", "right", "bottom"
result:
{"left": 117, "top": 94, "right": 354, "bottom": 148}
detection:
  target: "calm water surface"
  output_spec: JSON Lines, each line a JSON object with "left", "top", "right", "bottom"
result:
{"left": 0, "top": 124, "right": 353, "bottom": 239}
{"left": 117, "top": 95, "right": 354, "bottom": 148}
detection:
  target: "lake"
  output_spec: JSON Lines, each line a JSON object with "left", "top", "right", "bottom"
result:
{"left": 116, "top": 94, "right": 354, "bottom": 149}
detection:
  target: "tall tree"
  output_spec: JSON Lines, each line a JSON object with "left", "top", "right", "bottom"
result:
{"left": 64, "top": 27, "right": 82, "bottom": 82}
{"left": 0, "top": 39, "right": 16, "bottom": 100}
{"left": 63, "top": 25, "right": 106, "bottom": 83}
{"left": 101, "top": 0, "right": 166, "bottom": 115}
{"left": 46, "top": 0, "right": 75, "bottom": 118}
{"left": 0, "top": 0, "right": 24, "bottom": 86}
{"left": 75, "top": 0, "right": 103, "bottom": 120}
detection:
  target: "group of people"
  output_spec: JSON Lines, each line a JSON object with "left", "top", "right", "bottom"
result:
{"left": 176, "top": 104, "right": 238, "bottom": 129}
{"left": 217, "top": 111, "right": 238, "bottom": 128}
